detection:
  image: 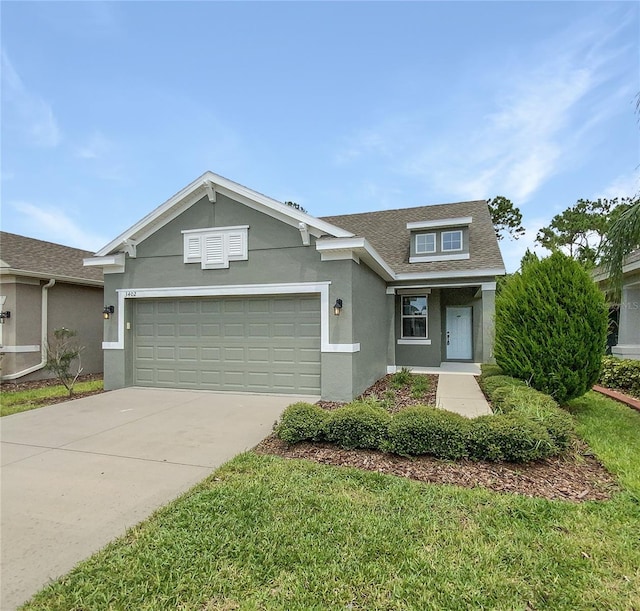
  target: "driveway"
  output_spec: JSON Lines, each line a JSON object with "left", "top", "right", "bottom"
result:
{"left": 0, "top": 387, "right": 316, "bottom": 610}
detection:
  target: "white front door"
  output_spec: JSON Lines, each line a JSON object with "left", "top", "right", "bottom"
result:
{"left": 446, "top": 307, "right": 472, "bottom": 360}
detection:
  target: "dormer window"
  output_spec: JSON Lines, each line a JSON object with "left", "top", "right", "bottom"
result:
{"left": 415, "top": 233, "right": 436, "bottom": 254}
{"left": 441, "top": 230, "right": 463, "bottom": 252}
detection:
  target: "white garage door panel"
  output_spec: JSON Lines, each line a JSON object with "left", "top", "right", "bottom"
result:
{"left": 133, "top": 296, "right": 321, "bottom": 394}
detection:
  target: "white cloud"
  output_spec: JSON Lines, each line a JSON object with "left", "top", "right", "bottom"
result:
{"left": 596, "top": 172, "right": 640, "bottom": 200}
{"left": 1, "top": 49, "right": 61, "bottom": 148}
{"left": 11, "top": 201, "right": 108, "bottom": 252}
{"left": 498, "top": 216, "right": 552, "bottom": 273}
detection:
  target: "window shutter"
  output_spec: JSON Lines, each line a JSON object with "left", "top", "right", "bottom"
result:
{"left": 202, "top": 234, "right": 227, "bottom": 268}
{"left": 184, "top": 235, "right": 202, "bottom": 263}
{"left": 227, "top": 230, "right": 247, "bottom": 261}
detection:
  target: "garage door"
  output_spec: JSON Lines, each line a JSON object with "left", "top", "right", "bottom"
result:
{"left": 133, "top": 296, "right": 321, "bottom": 394}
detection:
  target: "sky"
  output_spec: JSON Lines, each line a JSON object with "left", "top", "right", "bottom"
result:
{"left": 1, "top": 1, "right": 638, "bottom": 272}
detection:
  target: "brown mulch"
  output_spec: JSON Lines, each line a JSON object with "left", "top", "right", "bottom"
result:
{"left": 255, "top": 436, "right": 619, "bottom": 503}
{"left": 258, "top": 373, "right": 620, "bottom": 503}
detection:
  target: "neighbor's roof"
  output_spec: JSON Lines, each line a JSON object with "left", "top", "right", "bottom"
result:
{"left": 321, "top": 200, "right": 505, "bottom": 275}
{"left": 0, "top": 232, "right": 103, "bottom": 286}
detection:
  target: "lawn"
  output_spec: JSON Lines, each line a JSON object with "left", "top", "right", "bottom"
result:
{"left": 0, "top": 379, "right": 104, "bottom": 417}
{"left": 22, "top": 392, "right": 640, "bottom": 611}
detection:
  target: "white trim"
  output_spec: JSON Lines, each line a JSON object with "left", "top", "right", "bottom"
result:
{"left": 414, "top": 232, "right": 436, "bottom": 254}
{"left": 298, "top": 222, "right": 310, "bottom": 246}
{"left": 315, "top": 237, "right": 395, "bottom": 281}
{"left": 83, "top": 253, "right": 126, "bottom": 274}
{"left": 1, "top": 268, "right": 103, "bottom": 286}
{"left": 481, "top": 282, "right": 497, "bottom": 291}
{"left": 320, "top": 251, "right": 360, "bottom": 263}
{"left": 441, "top": 230, "right": 464, "bottom": 252}
{"left": 181, "top": 225, "right": 249, "bottom": 235}
{"left": 0, "top": 345, "right": 40, "bottom": 353}
{"left": 94, "top": 171, "right": 353, "bottom": 257}
{"left": 397, "top": 288, "right": 431, "bottom": 295}
{"left": 407, "top": 217, "right": 472, "bottom": 230}
{"left": 410, "top": 253, "right": 470, "bottom": 263}
{"left": 395, "top": 267, "right": 506, "bottom": 281}
{"left": 397, "top": 339, "right": 432, "bottom": 345}
{"left": 102, "top": 282, "right": 360, "bottom": 354}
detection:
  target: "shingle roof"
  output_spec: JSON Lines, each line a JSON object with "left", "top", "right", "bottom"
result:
{"left": 321, "top": 200, "right": 505, "bottom": 275}
{"left": 0, "top": 232, "right": 103, "bottom": 285}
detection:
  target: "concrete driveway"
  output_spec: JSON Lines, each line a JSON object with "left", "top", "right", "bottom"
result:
{"left": 0, "top": 387, "right": 316, "bottom": 610}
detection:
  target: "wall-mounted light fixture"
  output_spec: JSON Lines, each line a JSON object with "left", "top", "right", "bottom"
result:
{"left": 0, "top": 310, "right": 11, "bottom": 324}
{"left": 103, "top": 305, "right": 115, "bottom": 320}
{"left": 333, "top": 299, "right": 343, "bottom": 316}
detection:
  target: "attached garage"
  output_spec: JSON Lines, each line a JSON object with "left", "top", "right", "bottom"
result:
{"left": 133, "top": 295, "right": 321, "bottom": 394}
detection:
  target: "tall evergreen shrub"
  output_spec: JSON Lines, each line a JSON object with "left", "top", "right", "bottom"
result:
{"left": 494, "top": 251, "right": 607, "bottom": 404}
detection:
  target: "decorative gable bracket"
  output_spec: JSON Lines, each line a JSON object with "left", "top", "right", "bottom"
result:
{"left": 182, "top": 226, "right": 248, "bottom": 270}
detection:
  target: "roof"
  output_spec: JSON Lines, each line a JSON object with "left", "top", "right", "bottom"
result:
{"left": 94, "top": 171, "right": 352, "bottom": 257}
{"left": 321, "top": 200, "right": 505, "bottom": 275}
{"left": 0, "top": 232, "right": 103, "bottom": 286}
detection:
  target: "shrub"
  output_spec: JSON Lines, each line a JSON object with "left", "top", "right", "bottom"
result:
{"left": 494, "top": 251, "right": 607, "bottom": 404}
{"left": 480, "top": 375, "right": 527, "bottom": 402}
{"left": 599, "top": 356, "right": 640, "bottom": 397}
{"left": 390, "top": 367, "right": 413, "bottom": 388}
{"left": 480, "top": 364, "right": 504, "bottom": 379}
{"left": 324, "top": 402, "right": 391, "bottom": 450}
{"left": 385, "top": 407, "right": 470, "bottom": 459}
{"left": 468, "top": 413, "right": 555, "bottom": 462}
{"left": 275, "top": 403, "right": 329, "bottom": 444}
{"left": 410, "top": 375, "right": 430, "bottom": 399}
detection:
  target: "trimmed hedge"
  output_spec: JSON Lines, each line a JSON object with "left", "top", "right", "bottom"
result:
{"left": 324, "top": 402, "right": 391, "bottom": 450}
{"left": 274, "top": 371, "right": 576, "bottom": 462}
{"left": 275, "top": 402, "right": 329, "bottom": 444}
{"left": 599, "top": 355, "right": 640, "bottom": 397}
{"left": 385, "top": 407, "right": 470, "bottom": 459}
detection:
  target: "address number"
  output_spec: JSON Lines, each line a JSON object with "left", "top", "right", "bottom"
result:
{"left": 125, "top": 291, "right": 137, "bottom": 297}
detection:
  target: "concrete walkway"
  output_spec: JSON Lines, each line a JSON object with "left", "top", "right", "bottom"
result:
{"left": 1, "top": 387, "right": 316, "bottom": 611}
{"left": 436, "top": 373, "right": 492, "bottom": 417}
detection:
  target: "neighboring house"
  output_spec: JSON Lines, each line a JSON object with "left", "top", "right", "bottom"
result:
{"left": 594, "top": 249, "right": 640, "bottom": 360}
{"left": 85, "top": 172, "right": 505, "bottom": 402}
{"left": 0, "top": 232, "right": 104, "bottom": 382}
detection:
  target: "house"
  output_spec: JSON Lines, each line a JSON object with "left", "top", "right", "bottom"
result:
{"left": 0, "top": 232, "right": 104, "bottom": 382}
{"left": 595, "top": 249, "right": 640, "bottom": 360}
{"left": 85, "top": 172, "right": 505, "bottom": 402}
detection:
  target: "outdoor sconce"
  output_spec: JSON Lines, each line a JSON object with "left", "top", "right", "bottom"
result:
{"left": 103, "top": 305, "right": 115, "bottom": 320}
{"left": 0, "top": 310, "right": 10, "bottom": 324}
{"left": 333, "top": 299, "right": 343, "bottom": 316}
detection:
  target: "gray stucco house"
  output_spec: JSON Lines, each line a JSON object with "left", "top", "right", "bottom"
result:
{"left": 0, "top": 232, "right": 104, "bottom": 382}
{"left": 85, "top": 172, "right": 505, "bottom": 401}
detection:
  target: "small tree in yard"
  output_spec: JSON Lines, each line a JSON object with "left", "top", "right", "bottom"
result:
{"left": 45, "top": 327, "right": 84, "bottom": 396}
{"left": 494, "top": 251, "right": 607, "bottom": 404}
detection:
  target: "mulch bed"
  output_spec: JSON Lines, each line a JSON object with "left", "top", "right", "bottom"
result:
{"left": 256, "top": 373, "right": 620, "bottom": 503}
{"left": 0, "top": 374, "right": 105, "bottom": 408}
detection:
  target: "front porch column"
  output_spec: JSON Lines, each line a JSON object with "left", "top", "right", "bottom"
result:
{"left": 612, "top": 285, "right": 640, "bottom": 360}
{"left": 481, "top": 283, "right": 496, "bottom": 363}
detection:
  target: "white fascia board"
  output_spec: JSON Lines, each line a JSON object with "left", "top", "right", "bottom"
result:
{"left": 409, "top": 253, "right": 470, "bottom": 263}
{"left": 84, "top": 253, "right": 125, "bottom": 274}
{"left": 406, "top": 217, "right": 472, "bottom": 230}
{"left": 96, "top": 171, "right": 353, "bottom": 257}
{"left": 1, "top": 267, "right": 104, "bottom": 287}
{"left": 181, "top": 225, "right": 249, "bottom": 235}
{"left": 103, "top": 282, "right": 360, "bottom": 354}
{"left": 316, "top": 237, "right": 396, "bottom": 281}
{"left": 394, "top": 267, "right": 506, "bottom": 281}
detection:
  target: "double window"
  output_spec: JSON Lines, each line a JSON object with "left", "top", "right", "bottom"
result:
{"left": 401, "top": 295, "right": 428, "bottom": 338}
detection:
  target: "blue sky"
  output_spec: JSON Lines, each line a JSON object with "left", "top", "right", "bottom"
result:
{"left": 2, "top": 1, "right": 638, "bottom": 271}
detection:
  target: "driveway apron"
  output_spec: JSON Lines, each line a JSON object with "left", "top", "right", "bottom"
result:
{"left": 0, "top": 387, "right": 314, "bottom": 610}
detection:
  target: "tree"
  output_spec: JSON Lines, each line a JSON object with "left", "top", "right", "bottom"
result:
{"left": 45, "top": 327, "right": 84, "bottom": 396}
{"left": 487, "top": 196, "right": 525, "bottom": 241}
{"left": 602, "top": 199, "right": 640, "bottom": 296}
{"left": 535, "top": 197, "right": 635, "bottom": 267}
{"left": 284, "top": 201, "right": 307, "bottom": 213}
{"left": 494, "top": 251, "right": 607, "bottom": 404}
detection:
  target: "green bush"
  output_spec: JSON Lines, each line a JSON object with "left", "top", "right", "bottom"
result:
{"left": 275, "top": 403, "right": 329, "bottom": 444}
{"left": 390, "top": 367, "right": 413, "bottom": 389}
{"left": 494, "top": 251, "right": 607, "bottom": 404}
{"left": 468, "top": 413, "right": 555, "bottom": 462}
{"left": 480, "top": 375, "right": 527, "bottom": 402}
{"left": 324, "top": 402, "right": 391, "bottom": 450}
{"left": 480, "top": 364, "right": 504, "bottom": 379}
{"left": 599, "top": 356, "right": 640, "bottom": 397}
{"left": 385, "top": 407, "right": 470, "bottom": 459}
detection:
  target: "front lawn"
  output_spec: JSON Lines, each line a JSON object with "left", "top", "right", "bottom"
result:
{"left": 1, "top": 378, "right": 104, "bottom": 417}
{"left": 22, "top": 392, "right": 640, "bottom": 611}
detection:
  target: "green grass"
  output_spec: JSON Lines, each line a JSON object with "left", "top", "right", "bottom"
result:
{"left": 0, "top": 379, "right": 103, "bottom": 417}
{"left": 22, "top": 393, "right": 640, "bottom": 611}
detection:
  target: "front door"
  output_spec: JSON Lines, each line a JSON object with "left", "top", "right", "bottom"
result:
{"left": 446, "top": 306, "right": 472, "bottom": 360}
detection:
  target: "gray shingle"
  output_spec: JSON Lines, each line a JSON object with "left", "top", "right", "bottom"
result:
{"left": 321, "top": 200, "right": 505, "bottom": 274}
{"left": 0, "top": 232, "right": 103, "bottom": 284}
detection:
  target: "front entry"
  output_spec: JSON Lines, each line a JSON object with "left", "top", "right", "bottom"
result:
{"left": 446, "top": 306, "right": 473, "bottom": 360}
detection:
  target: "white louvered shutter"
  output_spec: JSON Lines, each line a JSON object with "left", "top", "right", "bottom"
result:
{"left": 227, "top": 230, "right": 247, "bottom": 261}
{"left": 183, "top": 234, "right": 202, "bottom": 263}
{"left": 202, "top": 234, "right": 226, "bottom": 268}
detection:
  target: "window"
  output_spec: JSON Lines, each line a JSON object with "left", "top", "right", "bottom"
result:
{"left": 182, "top": 226, "right": 248, "bottom": 269}
{"left": 401, "top": 295, "right": 428, "bottom": 338}
{"left": 442, "top": 230, "right": 463, "bottom": 252}
{"left": 415, "top": 233, "right": 436, "bottom": 254}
